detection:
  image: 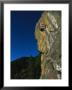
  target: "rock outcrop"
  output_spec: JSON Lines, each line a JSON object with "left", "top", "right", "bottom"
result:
{"left": 35, "top": 11, "right": 61, "bottom": 79}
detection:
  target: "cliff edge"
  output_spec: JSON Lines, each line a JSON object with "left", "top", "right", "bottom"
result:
{"left": 35, "top": 11, "right": 61, "bottom": 79}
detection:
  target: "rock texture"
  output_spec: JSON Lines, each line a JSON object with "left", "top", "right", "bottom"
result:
{"left": 35, "top": 11, "right": 61, "bottom": 79}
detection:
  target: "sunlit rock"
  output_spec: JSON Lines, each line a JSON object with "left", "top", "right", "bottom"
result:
{"left": 35, "top": 11, "right": 61, "bottom": 79}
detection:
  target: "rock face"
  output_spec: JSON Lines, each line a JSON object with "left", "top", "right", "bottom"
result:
{"left": 35, "top": 11, "right": 61, "bottom": 79}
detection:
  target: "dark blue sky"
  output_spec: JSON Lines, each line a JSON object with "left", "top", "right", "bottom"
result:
{"left": 11, "top": 11, "right": 43, "bottom": 61}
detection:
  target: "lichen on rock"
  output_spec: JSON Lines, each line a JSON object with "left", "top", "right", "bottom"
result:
{"left": 35, "top": 11, "right": 61, "bottom": 79}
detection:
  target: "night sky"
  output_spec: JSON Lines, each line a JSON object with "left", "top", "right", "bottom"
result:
{"left": 11, "top": 11, "right": 43, "bottom": 61}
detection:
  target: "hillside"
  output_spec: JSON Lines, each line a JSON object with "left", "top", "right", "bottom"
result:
{"left": 11, "top": 54, "right": 41, "bottom": 79}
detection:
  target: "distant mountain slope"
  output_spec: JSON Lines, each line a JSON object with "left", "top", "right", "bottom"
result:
{"left": 11, "top": 54, "right": 41, "bottom": 79}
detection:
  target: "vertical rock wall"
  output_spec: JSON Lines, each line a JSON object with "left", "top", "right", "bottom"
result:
{"left": 35, "top": 11, "right": 61, "bottom": 79}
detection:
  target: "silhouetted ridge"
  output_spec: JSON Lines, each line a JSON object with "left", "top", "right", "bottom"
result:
{"left": 11, "top": 54, "right": 41, "bottom": 79}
